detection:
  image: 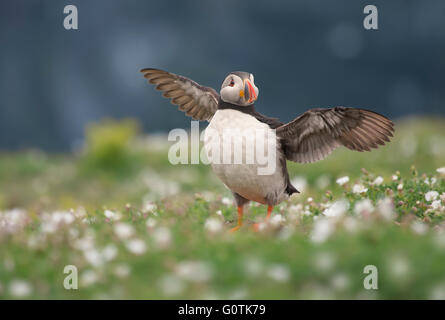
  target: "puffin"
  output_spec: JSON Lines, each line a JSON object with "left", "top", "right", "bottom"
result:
{"left": 141, "top": 68, "right": 394, "bottom": 231}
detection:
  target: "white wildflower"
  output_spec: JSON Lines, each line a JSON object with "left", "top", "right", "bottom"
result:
{"left": 243, "top": 257, "right": 264, "bottom": 278}
{"left": 113, "top": 264, "right": 131, "bottom": 278}
{"left": 80, "top": 270, "right": 98, "bottom": 287}
{"left": 83, "top": 249, "right": 104, "bottom": 267}
{"left": 158, "top": 275, "right": 185, "bottom": 296}
{"left": 323, "top": 200, "right": 349, "bottom": 218}
{"left": 146, "top": 217, "right": 157, "bottom": 228}
{"left": 204, "top": 217, "right": 223, "bottom": 233}
{"left": 310, "top": 218, "right": 335, "bottom": 244}
{"left": 411, "top": 221, "right": 428, "bottom": 235}
{"left": 441, "top": 193, "right": 445, "bottom": 202}
{"left": 153, "top": 227, "right": 172, "bottom": 249}
{"left": 372, "top": 176, "right": 384, "bottom": 186}
{"left": 175, "top": 261, "right": 213, "bottom": 283}
{"left": 336, "top": 176, "right": 349, "bottom": 186}
{"left": 436, "top": 167, "right": 445, "bottom": 175}
{"left": 266, "top": 264, "right": 290, "bottom": 282}
{"left": 125, "top": 239, "right": 147, "bottom": 255}
{"left": 377, "top": 197, "right": 395, "bottom": 220}
{"left": 352, "top": 184, "right": 368, "bottom": 194}
{"left": 8, "top": 280, "right": 32, "bottom": 298}
{"left": 425, "top": 191, "right": 439, "bottom": 202}
{"left": 216, "top": 210, "right": 222, "bottom": 216}
{"left": 354, "top": 199, "right": 374, "bottom": 216}
{"left": 221, "top": 197, "right": 232, "bottom": 206}
{"left": 330, "top": 273, "right": 350, "bottom": 290}
{"left": 114, "top": 223, "right": 135, "bottom": 239}
{"left": 102, "top": 244, "right": 118, "bottom": 262}
{"left": 392, "top": 174, "right": 398, "bottom": 181}
{"left": 270, "top": 214, "right": 285, "bottom": 226}
{"left": 143, "top": 201, "right": 157, "bottom": 213}
{"left": 397, "top": 183, "right": 404, "bottom": 191}
{"left": 104, "top": 210, "right": 121, "bottom": 220}
{"left": 431, "top": 200, "right": 442, "bottom": 210}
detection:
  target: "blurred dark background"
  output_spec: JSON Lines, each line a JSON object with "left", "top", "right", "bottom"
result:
{"left": 0, "top": 0, "right": 444, "bottom": 151}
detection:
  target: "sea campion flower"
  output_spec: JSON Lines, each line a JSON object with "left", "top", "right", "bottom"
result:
{"left": 352, "top": 184, "right": 368, "bottom": 194}
{"left": 354, "top": 199, "right": 374, "bottom": 216}
{"left": 125, "top": 239, "right": 147, "bottom": 255}
{"left": 425, "top": 191, "right": 439, "bottom": 202}
{"left": 175, "top": 261, "right": 213, "bottom": 283}
{"left": 8, "top": 279, "right": 32, "bottom": 298}
{"left": 114, "top": 223, "right": 135, "bottom": 239}
{"left": 204, "top": 217, "right": 223, "bottom": 233}
{"left": 336, "top": 176, "right": 349, "bottom": 186}
{"left": 323, "top": 200, "right": 348, "bottom": 218}
{"left": 372, "top": 176, "right": 384, "bottom": 186}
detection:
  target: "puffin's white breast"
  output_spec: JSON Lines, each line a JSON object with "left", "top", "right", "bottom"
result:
{"left": 204, "top": 109, "right": 287, "bottom": 204}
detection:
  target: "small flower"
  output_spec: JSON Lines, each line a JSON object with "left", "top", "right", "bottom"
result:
{"left": 102, "top": 244, "right": 118, "bottom": 262}
{"left": 143, "top": 201, "right": 157, "bottom": 213}
{"left": 270, "top": 214, "right": 285, "bottom": 226}
{"left": 114, "top": 223, "right": 135, "bottom": 239}
{"left": 80, "top": 270, "right": 98, "bottom": 287}
{"left": 153, "top": 227, "right": 172, "bottom": 249}
{"left": 310, "top": 218, "right": 335, "bottom": 244}
{"left": 411, "top": 221, "right": 428, "bottom": 235}
{"left": 336, "top": 176, "right": 349, "bottom": 186}
{"left": 221, "top": 197, "right": 232, "bottom": 206}
{"left": 392, "top": 174, "right": 398, "bottom": 181}
{"left": 323, "top": 200, "right": 349, "bottom": 218}
{"left": 8, "top": 279, "right": 32, "bottom": 298}
{"left": 397, "top": 183, "right": 404, "bottom": 191}
{"left": 113, "top": 264, "right": 131, "bottom": 278}
{"left": 431, "top": 200, "right": 442, "bottom": 210}
{"left": 372, "top": 176, "right": 384, "bottom": 186}
{"left": 266, "top": 264, "right": 290, "bottom": 282}
{"left": 425, "top": 191, "right": 439, "bottom": 202}
{"left": 437, "top": 167, "right": 445, "bottom": 175}
{"left": 158, "top": 275, "right": 185, "bottom": 296}
{"left": 216, "top": 210, "right": 222, "bottom": 216}
{"left": 354, "top": 199, "right": 374, "bottom": 216}
{"left": 352, "top": 184, "right": 368, "bottom": 194}
{"left": 175, "top": 261, "right": 213, "bottom": 283}
{"left": 125, "top": 239, "right": 147, "bottom": 255}
{"left": 204, "top": 217, "right": 223, "bottom": 233}
{"left": 377, "top": 197, "right": 395, "bottom": 220}
{"left": 104, "top": 210, "right": 120, "bottom": 220}
{"left": 146, "top": 217, "right": 157, "bottom": 228}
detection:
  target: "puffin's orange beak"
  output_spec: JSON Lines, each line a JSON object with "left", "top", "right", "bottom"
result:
{"left": 244, "top": 79, "right": 257, "bottom": 104}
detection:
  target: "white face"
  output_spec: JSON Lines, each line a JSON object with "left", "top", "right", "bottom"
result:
{"left": 220, "top": 73, "right": 259, "bottom": 106}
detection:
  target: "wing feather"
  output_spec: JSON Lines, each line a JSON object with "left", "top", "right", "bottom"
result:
{"left": 277, "top": 107, "right": 394, "bottom": 163}
{"left": 141, "top": 68, "right": 219, "bottom": 121}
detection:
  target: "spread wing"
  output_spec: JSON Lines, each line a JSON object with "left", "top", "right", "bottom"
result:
{"left": 276, "top": 107, "right": 394, "bottom": 163}
{"left": 141, "top": 68, "right": 219, "bottom": 121}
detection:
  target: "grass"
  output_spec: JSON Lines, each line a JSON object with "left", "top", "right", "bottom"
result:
{"left": 0, "top": 117, "right": 444, "bottom": 299}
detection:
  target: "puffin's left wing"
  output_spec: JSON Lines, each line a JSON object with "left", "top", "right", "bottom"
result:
{"left": 141, "top": 68, "right": 219, "bottom": 121}
{"left": 276, "top": 107, "right": 394, "bottom": 163}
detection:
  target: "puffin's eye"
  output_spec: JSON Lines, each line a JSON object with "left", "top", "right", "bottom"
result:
{"left": 229, "top": 80, "right": 235, "bottom": 87}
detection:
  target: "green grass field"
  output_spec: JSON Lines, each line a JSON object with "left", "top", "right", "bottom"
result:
{"left": 0, "top": 117, "right": 444, "bottom": 299}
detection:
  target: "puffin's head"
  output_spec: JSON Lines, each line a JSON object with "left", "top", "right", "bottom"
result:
{"left": 220, "top": 71, "right": 259, "bottom": 106}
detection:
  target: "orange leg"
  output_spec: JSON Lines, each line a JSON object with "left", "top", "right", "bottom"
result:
{"left": 252, "top": 205, "right": 273, "bottom": 231}
{"left": 266, "top": 205, "right": 273, "bottom": 220}
{"left": 230, "top": 206, "right": 244, "bottom": 232}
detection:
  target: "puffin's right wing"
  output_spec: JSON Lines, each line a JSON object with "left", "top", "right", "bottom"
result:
{"left": 276, "top": 107, "right": 394, "bottom": 164}
{"left": 141, "top": 68, "right": 219, "bottom": 121}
